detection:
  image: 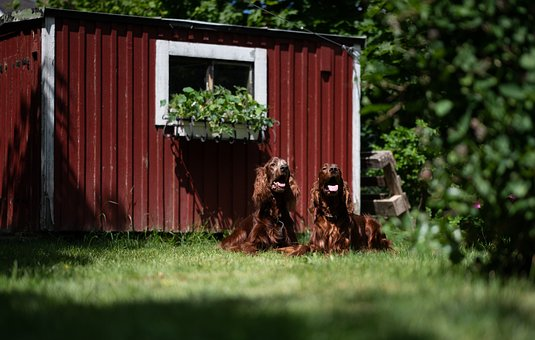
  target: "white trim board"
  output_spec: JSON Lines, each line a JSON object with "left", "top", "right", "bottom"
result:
{"left": 154, "top": 40, "right": 267, "bottom": 126}
{"left": 351, "top": 45, "right": 362, "bottom": 214}
{"left": 41, "top": 16, "right": 55, "bottom": 229}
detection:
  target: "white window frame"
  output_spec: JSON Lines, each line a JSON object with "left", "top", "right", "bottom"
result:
{"left": 154, "top": 40, "right": 267, "bottom": 126}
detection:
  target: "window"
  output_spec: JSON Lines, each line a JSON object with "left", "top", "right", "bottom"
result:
{"left": 168, "top": 56, "right": 253, "bottom": 95}
{"left": 155, "top": 40, "right": 267, "bottom": 125}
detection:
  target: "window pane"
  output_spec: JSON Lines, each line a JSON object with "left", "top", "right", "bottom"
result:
{"left": 169, "top": 56, "right": 209, "bottom": 96}
{"left": 214, "top": 62, "right": 252, "bottom": 92}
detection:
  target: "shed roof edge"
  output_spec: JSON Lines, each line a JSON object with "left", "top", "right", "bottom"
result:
{"left": 1, "top": 7, "right": 365, "bottom": 46}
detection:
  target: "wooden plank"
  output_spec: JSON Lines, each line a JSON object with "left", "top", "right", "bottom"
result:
{"left": 373, "top": 194, "right": 411, "bottom": 217}
{"left": 361, "top": 150, "right": 396, "bottom": 169}
{"left": 360, "top": 151, "right": 411, "bottom": 216}
{"left": 383, "top": 162, "right": 404, "bottom": 196}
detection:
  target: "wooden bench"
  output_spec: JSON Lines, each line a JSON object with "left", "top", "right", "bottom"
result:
{"left": 360, "top": 151, "right": 410, "bottom": 216}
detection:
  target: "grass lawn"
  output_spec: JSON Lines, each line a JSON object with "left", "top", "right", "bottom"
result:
{"left": 0, "top": 231, "right": 534, "bottom": 340}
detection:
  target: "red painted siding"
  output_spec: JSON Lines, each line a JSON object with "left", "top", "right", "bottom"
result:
{"left": 0, "top": 23, "right": 41, "bottom": 231}
{"left": 50, "top": 15, "right": 357, "bottom": 232}
{"left": 0, "top": 10, "right": 360, "bottom": 232}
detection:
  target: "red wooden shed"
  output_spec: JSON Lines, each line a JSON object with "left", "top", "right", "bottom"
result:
{"left": 0, "top": 8, "right": 364, "bottom": 232}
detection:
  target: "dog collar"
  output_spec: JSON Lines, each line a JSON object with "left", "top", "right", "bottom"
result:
{"left": 276, "top": 218, "right": 285, "bottom": 231}
{"left": 323, "top": 213, "right": 338, "bottom": 222}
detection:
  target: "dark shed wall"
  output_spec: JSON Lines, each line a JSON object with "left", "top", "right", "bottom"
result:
{"left": 52, "top": 18, "right": 268, "bottom": 232}
{"left": 267, "top": 41, "right": 354, "bottom": 225}
{"left": 49, "top": 13, "right": 358, "bottom": 232}
{"left": 0, "top": 21, "right": 41, "bottom": 231}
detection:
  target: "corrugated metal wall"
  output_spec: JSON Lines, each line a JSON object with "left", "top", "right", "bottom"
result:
{"left": 0, "top": 12, "right": 357, "bottom": 232}
{"left": 52, "top": 18, "right": 260, "bottom": 231}
{"left": 0, "top": 23, "right": 41, "bottom": 231}
{"left": 267, "top": 41, "right": 354, "bottom": 229}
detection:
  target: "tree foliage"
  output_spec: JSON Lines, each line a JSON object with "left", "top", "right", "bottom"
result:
{"left": 375, "top": 120, "right": 438, "bottom": 210}
{"left": 360, "top": 0, "right": 535, "bottom": 277}
{"left": 38, "top": 0, "right": 169, "bottom": 17}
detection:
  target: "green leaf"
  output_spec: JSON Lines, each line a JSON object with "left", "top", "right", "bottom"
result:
{"left": 499, "top": 84, "right": 525, "bottom": 100}
{"left": 434, "top": 100, "right": 453, "bottom": 117}
{"left": 520, "top": 48, "right": 535, "bottom": 70}
{"left": 166, "top": 85, "right": 275, "bottom": 133}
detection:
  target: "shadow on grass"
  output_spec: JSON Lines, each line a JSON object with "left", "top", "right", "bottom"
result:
{"left": 0, "top": 290, "right": 433, "bottom": 340}
{"left": 2, "top": 234, "right": 533, "bottom": 339}
{"left": 0, "top": 232, "right": 223, "bottom": 276}
{"left": 0, "top": 235, "right": 95, "bottom": 275}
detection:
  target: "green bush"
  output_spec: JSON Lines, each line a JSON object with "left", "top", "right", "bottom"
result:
{"left": 375, "top": 120, "right": 438, "bottom": 210}
{"left": 38, "top": 0, "right": 169, "bottom": 17}
{"left": 360, "top": 0, "right": 535, "bottom": 278}
{"left": 167, "top": 86, "right": 276, "bottom": 136}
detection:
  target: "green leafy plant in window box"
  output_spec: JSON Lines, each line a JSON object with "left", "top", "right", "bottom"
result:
{"left": 166, "top": 86, "right": 276, "bottom": 142}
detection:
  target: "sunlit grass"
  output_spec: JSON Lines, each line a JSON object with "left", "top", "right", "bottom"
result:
{"left": 0, "top": 232, "right": 534, "bottom": 340}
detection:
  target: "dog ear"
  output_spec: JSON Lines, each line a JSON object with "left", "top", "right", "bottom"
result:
{"left": 309, "top": 179, "right": 320, "bottom": 214}
{"left": 286, "top": 174, "right": 300, "bottom": 211}
{"left": 342, "top": 181, "right": 354, "bottom": 214}
{"left": 252, "top": 165, "right": 270, "bottom": 209}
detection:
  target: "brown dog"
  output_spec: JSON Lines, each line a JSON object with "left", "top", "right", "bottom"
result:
{"left": 220, "top": 157, "right": 300, "bottom": 253}
{"left": 281, "top": 163, "right": 390, "bottom": 255}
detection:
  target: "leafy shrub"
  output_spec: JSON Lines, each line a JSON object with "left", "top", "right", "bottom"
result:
{"left": 374, "top": 119, "right": 438, "bottom": 210}
{"left": 361, "top": 0, "right": 535, "bottom": 278}
{"left": 39, "top": 0, "right": 169, "bottom": 17}
{"left": 167, "top": 86, "right": 276, "bottom": 136}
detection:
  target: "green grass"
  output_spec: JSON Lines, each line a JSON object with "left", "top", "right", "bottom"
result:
{"left": 0, "top": 232, "right": 534, "bottom": 340}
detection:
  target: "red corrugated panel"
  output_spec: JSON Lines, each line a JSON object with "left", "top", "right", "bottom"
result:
{"left": 0, "top": 34, "right": 4, "bottom": 227}
{"left": 50, "top": 15, "right": 357, "bottom": 232}
{"left": 132, "top": 28, "right": 149, "bottom": 231}
{"left": 306, "top": 43, "right": 321, "bottom": 223}
{"left": 69, "top": 19, "right": 84, "bottom": 230}
{"left": 293, "top": 41, "right": 310, "bottom": 225}
{"left": 84, "top": 20, "right": 102, "bottom": 230}
{"left": 320, "top": 45, "right": 334, "bottom": 165}
{"left": 54, "top": 18, "right": 70, "bottom": 230}
{"left": 266, "top": 40, "right": 356, "bottom": 230}
{"left": 147, "top": 27, "right": 165, "bottom": 230}
{"left": 0, "top": 24, "right": 41, "bottom": 231}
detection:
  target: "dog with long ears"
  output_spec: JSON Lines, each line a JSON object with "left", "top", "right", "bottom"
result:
{"left": 281, "top": 163, "right": 390, "bottom": 255}
{"left": 220, "top": 157, "right": 300, "bottom": 253}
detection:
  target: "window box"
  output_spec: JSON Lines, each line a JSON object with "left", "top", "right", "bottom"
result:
{"left": 164, "top": 86, "right": 275, "bottom": 143}
{"left": 168, "top": 119, "right": 262, "bottom": 142}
